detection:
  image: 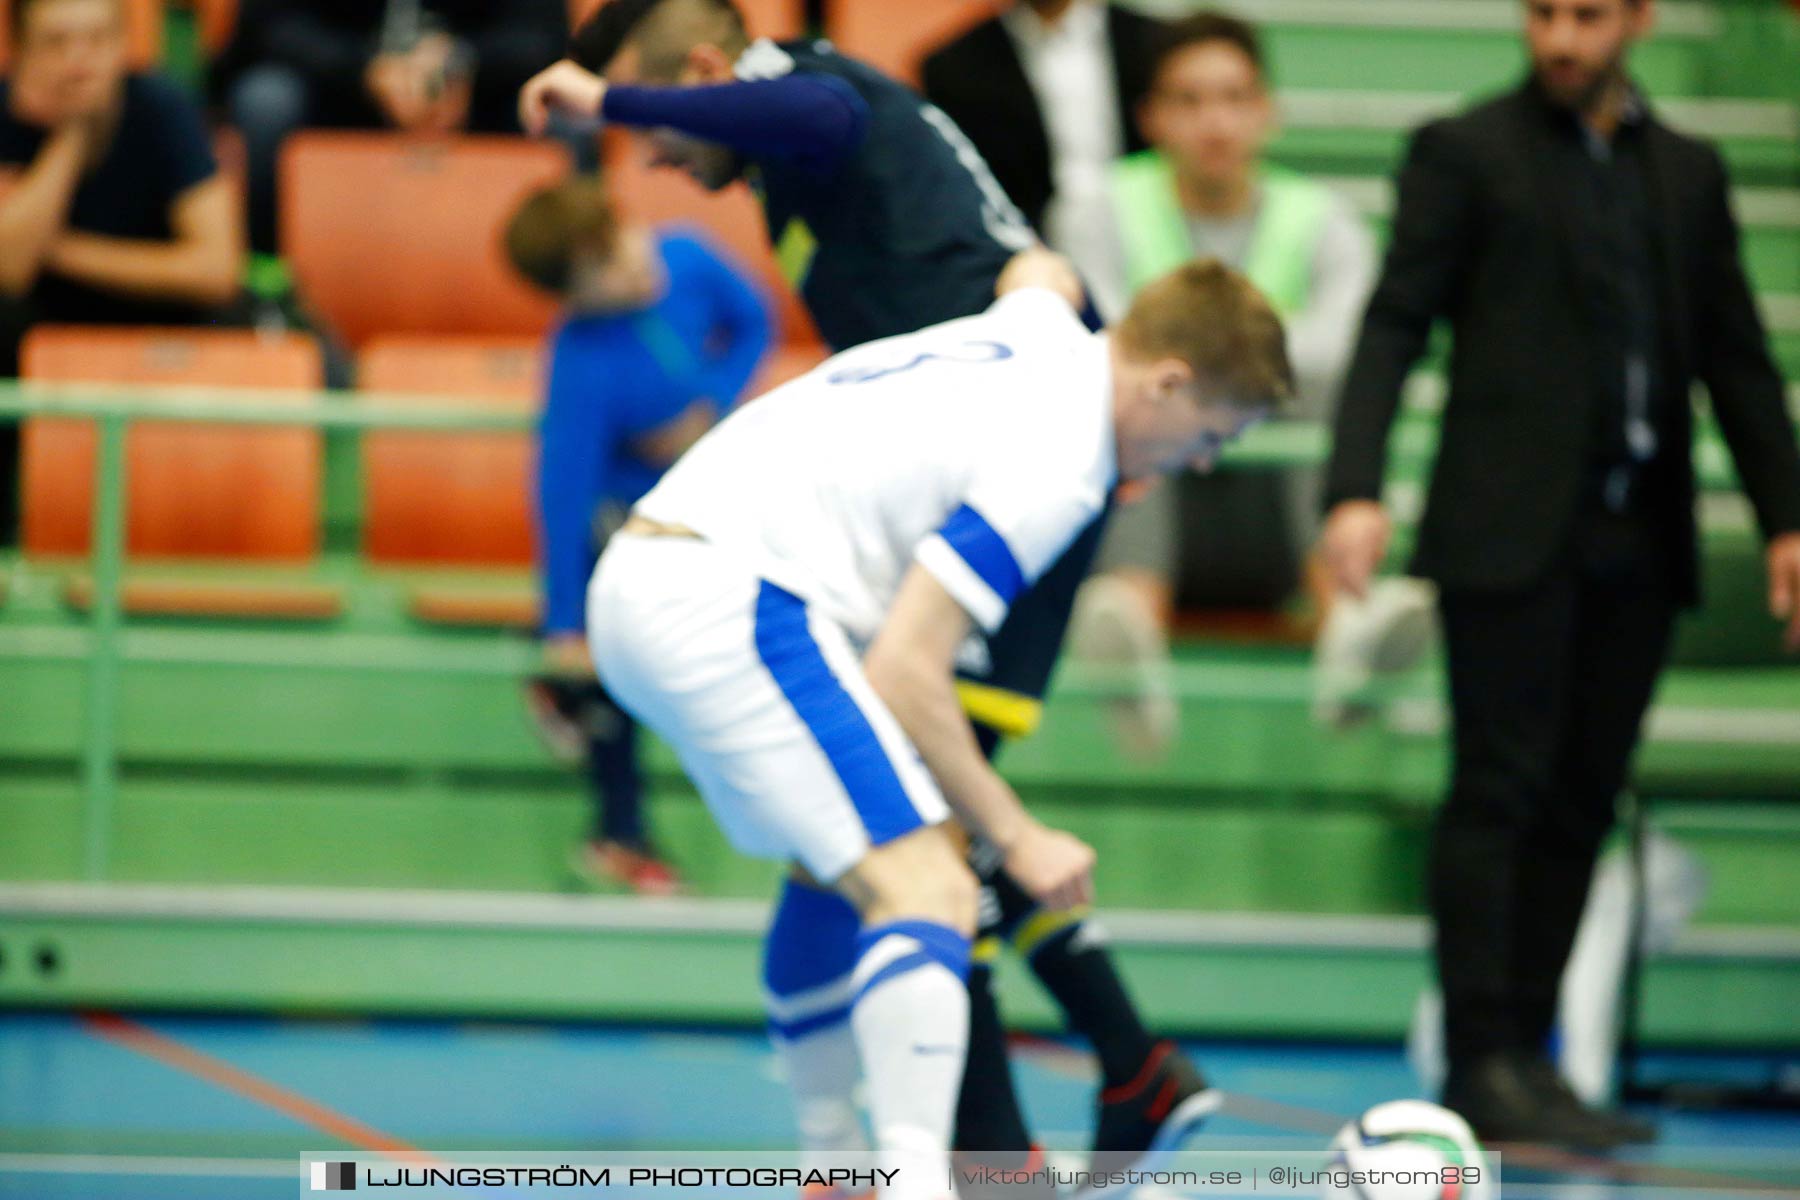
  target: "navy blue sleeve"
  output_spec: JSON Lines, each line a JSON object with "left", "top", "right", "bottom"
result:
{"left": 536, "top": 333, "right": 617, "bottom": 636}
{"left": 601, "top": 74, "right": 870, "bottom": 170}
{"left": 672, "top": 236, "right": 773, "bottom": 408}
{"left": 136, "top": 75, "right": 217, "bottom": 198}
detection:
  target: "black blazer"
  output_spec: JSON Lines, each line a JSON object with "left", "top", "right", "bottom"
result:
{"left": 920, "top": 4, "right": 1160, "bottom": 234}
{"left": 1325, "top": 81, "right": 1800, "bottom": 602}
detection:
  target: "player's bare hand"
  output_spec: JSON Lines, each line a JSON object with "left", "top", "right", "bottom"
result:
{"left": 519, "top": 59, "right": 607, "bottom": 138}
{"left": 1002, "top": 821, "right": 1096, "bottom": 911}
{"left": 1768, "top": 532, "right": 1800, "bottom": 652}
{"left": 1321, "top": 499, "right": 1391, "bottom": 600}
{"left": 996, "top": 245, "right": 1086, "bottom": 310}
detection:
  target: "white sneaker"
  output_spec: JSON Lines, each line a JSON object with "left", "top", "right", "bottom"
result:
{"left": 1313, "top": 577, "right": 1438, "bottom": 728}
{"left": 1069, "top": 576, "right": 1178, "bottom": 758}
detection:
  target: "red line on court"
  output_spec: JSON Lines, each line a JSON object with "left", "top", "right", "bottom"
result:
{"left": 79, "top": 1011, "right": 436, "bottom": 1166}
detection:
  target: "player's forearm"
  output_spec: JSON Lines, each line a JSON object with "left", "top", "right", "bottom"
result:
{"left": 0, "top": 127, "right": 87, "bottom": 297}
{"left": 602, "top": 77, "right": 868, "bottom": 166}
{"left": 45, "top": 232, "right": 239, "bottom": 306}
{"left": 865, "top": 653, "right": 1033, "bottom": 851}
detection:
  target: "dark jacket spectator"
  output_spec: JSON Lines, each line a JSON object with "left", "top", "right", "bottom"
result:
{"left": 1324, "top": 82, "right": 1800, "bottom": 601}
{"left": 1319, "top": 0, "right": 1800, "bottom": 1149}
{"left": 0, "top": 75, "right": 237, "bottom": 332}
{"left": 214, "top": 0, "right": 568, "bottom": 252}
{"left": 0, "top": 0, "right": 243, "bottom": 541}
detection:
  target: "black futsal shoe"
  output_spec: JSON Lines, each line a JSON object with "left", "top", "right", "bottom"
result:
{"left": 1089, "top": 1041, "right": 1222, "bottom": 1179}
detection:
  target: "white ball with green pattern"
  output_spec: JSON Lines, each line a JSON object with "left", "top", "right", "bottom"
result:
{"left": 1322, "top": 1100, "right": 1492, "bottom": 1200}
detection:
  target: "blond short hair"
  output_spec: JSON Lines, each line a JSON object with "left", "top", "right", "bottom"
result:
{"left": 1115, "top": 260, "right": 1295, "bottom": 414}
{"left": 503, "top": 178, "right": 621, "bottom": 296}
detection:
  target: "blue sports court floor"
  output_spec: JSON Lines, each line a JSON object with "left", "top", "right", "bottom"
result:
{"left": 2, "top": 1012, "right": 1797, "bottom": 1198}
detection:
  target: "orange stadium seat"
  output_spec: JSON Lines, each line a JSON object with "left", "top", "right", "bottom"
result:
{"left": 569, "top": 0, "right": 803, "bottom": 41}
{"left": 358, "top": 335, "right": 541, "bottom": 572}
{"left": 606, "top": 134, "right": 821, "bottom": 350}
{"left": 0, "top": 0, "right": 162, "bottom": 69}
{"left": 19, "top": 327, "right": 336, "bottom": 618}
{"left": 355, "top": 327, "right": 817, "bottom": 633}
{"left": 825, "top": 0, "right": 1001, "bottom": 87}
{"left": 281, "top": 132, "right": 570, "bottom": 347}
{"left": 359, "top": 336, "right": 544, "bottom": 630}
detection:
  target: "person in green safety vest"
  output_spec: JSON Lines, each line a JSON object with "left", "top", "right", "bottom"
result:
{"left": 1064, "top": 11, "right": 1428, "bottom": 748}
{"left": 1076, "top": 13, "right": 1373, "bottom": 390}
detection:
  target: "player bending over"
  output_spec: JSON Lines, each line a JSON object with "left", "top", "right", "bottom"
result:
{"left": 524, "top": 2, "right": 1238, "bottom": 1185}
{"left": 586, "top": 261, "right": 1293, "bottom": 1200}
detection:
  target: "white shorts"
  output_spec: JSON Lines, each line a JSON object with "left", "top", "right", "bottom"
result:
{"left": 588, "top": 534, "right": 951, "bottom": 883}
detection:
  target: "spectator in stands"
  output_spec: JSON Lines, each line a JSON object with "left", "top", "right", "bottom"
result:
{"left": 1321, "top": 0, "right": 1800, "bottom": 1147}
{"left": 1062, "top": 12, "right": 1387, "bottom": 750}
{"left": 503, "top": 177, "right": 771, "bottom": 895}
{"left": 216, "top": 0, "right": 568, "bottom": 254}
{"left": 0, "top": 0, "right": 243, "bottom": 543}
{"left": 921, "top": 0, "right": 1160, "bottom": 289}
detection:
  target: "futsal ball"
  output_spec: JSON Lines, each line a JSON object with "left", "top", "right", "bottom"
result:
{"left": 1322, "top": 1100, "right": 1491, "bottom": 1200}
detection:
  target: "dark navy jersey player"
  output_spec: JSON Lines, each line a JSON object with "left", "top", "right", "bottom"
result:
{"left": 528, "top": 0, "right": 1039, "bottom": 352}
{"left": 667, "top": 45, "right": 1042, "bottom": 350}
{"left": 516, "top": 0, "right": 1218, "bottom": 1178}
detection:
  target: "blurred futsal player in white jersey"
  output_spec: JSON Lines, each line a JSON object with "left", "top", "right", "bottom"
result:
{"left": 588, "top": 258, "right": 1291, "bottom": 1199}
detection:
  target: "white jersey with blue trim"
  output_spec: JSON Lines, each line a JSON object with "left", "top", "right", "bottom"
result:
{"left": 632, "top": 288, "right": 1116, "bottom": 646}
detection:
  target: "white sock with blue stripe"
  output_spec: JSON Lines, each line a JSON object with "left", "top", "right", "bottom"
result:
{"left": 764, "top": 879, "right": 868, "bottom": 1166}
{"left": 850, "top": 920, "right": 971, "bottom": 1197}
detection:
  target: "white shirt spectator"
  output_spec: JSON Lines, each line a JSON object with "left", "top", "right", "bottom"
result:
{"left": 1001, "top": 0, "right": 1124, "bottom": 283}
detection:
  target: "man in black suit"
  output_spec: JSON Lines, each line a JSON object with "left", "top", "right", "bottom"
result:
{"left": 921, "top": 0, "right": 1159, "bottom": 241}
{"left": 1321, "top": 0, "right": 1800, "bottom": 1149}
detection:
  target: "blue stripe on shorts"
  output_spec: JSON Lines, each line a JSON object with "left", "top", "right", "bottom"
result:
{"left": 753, "top": 582, "right": 925, "bottom": 847}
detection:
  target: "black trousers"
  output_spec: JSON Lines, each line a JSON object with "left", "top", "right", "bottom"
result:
{"left": 1432, "top": 504, "right": 1679, "bottom": 1069}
